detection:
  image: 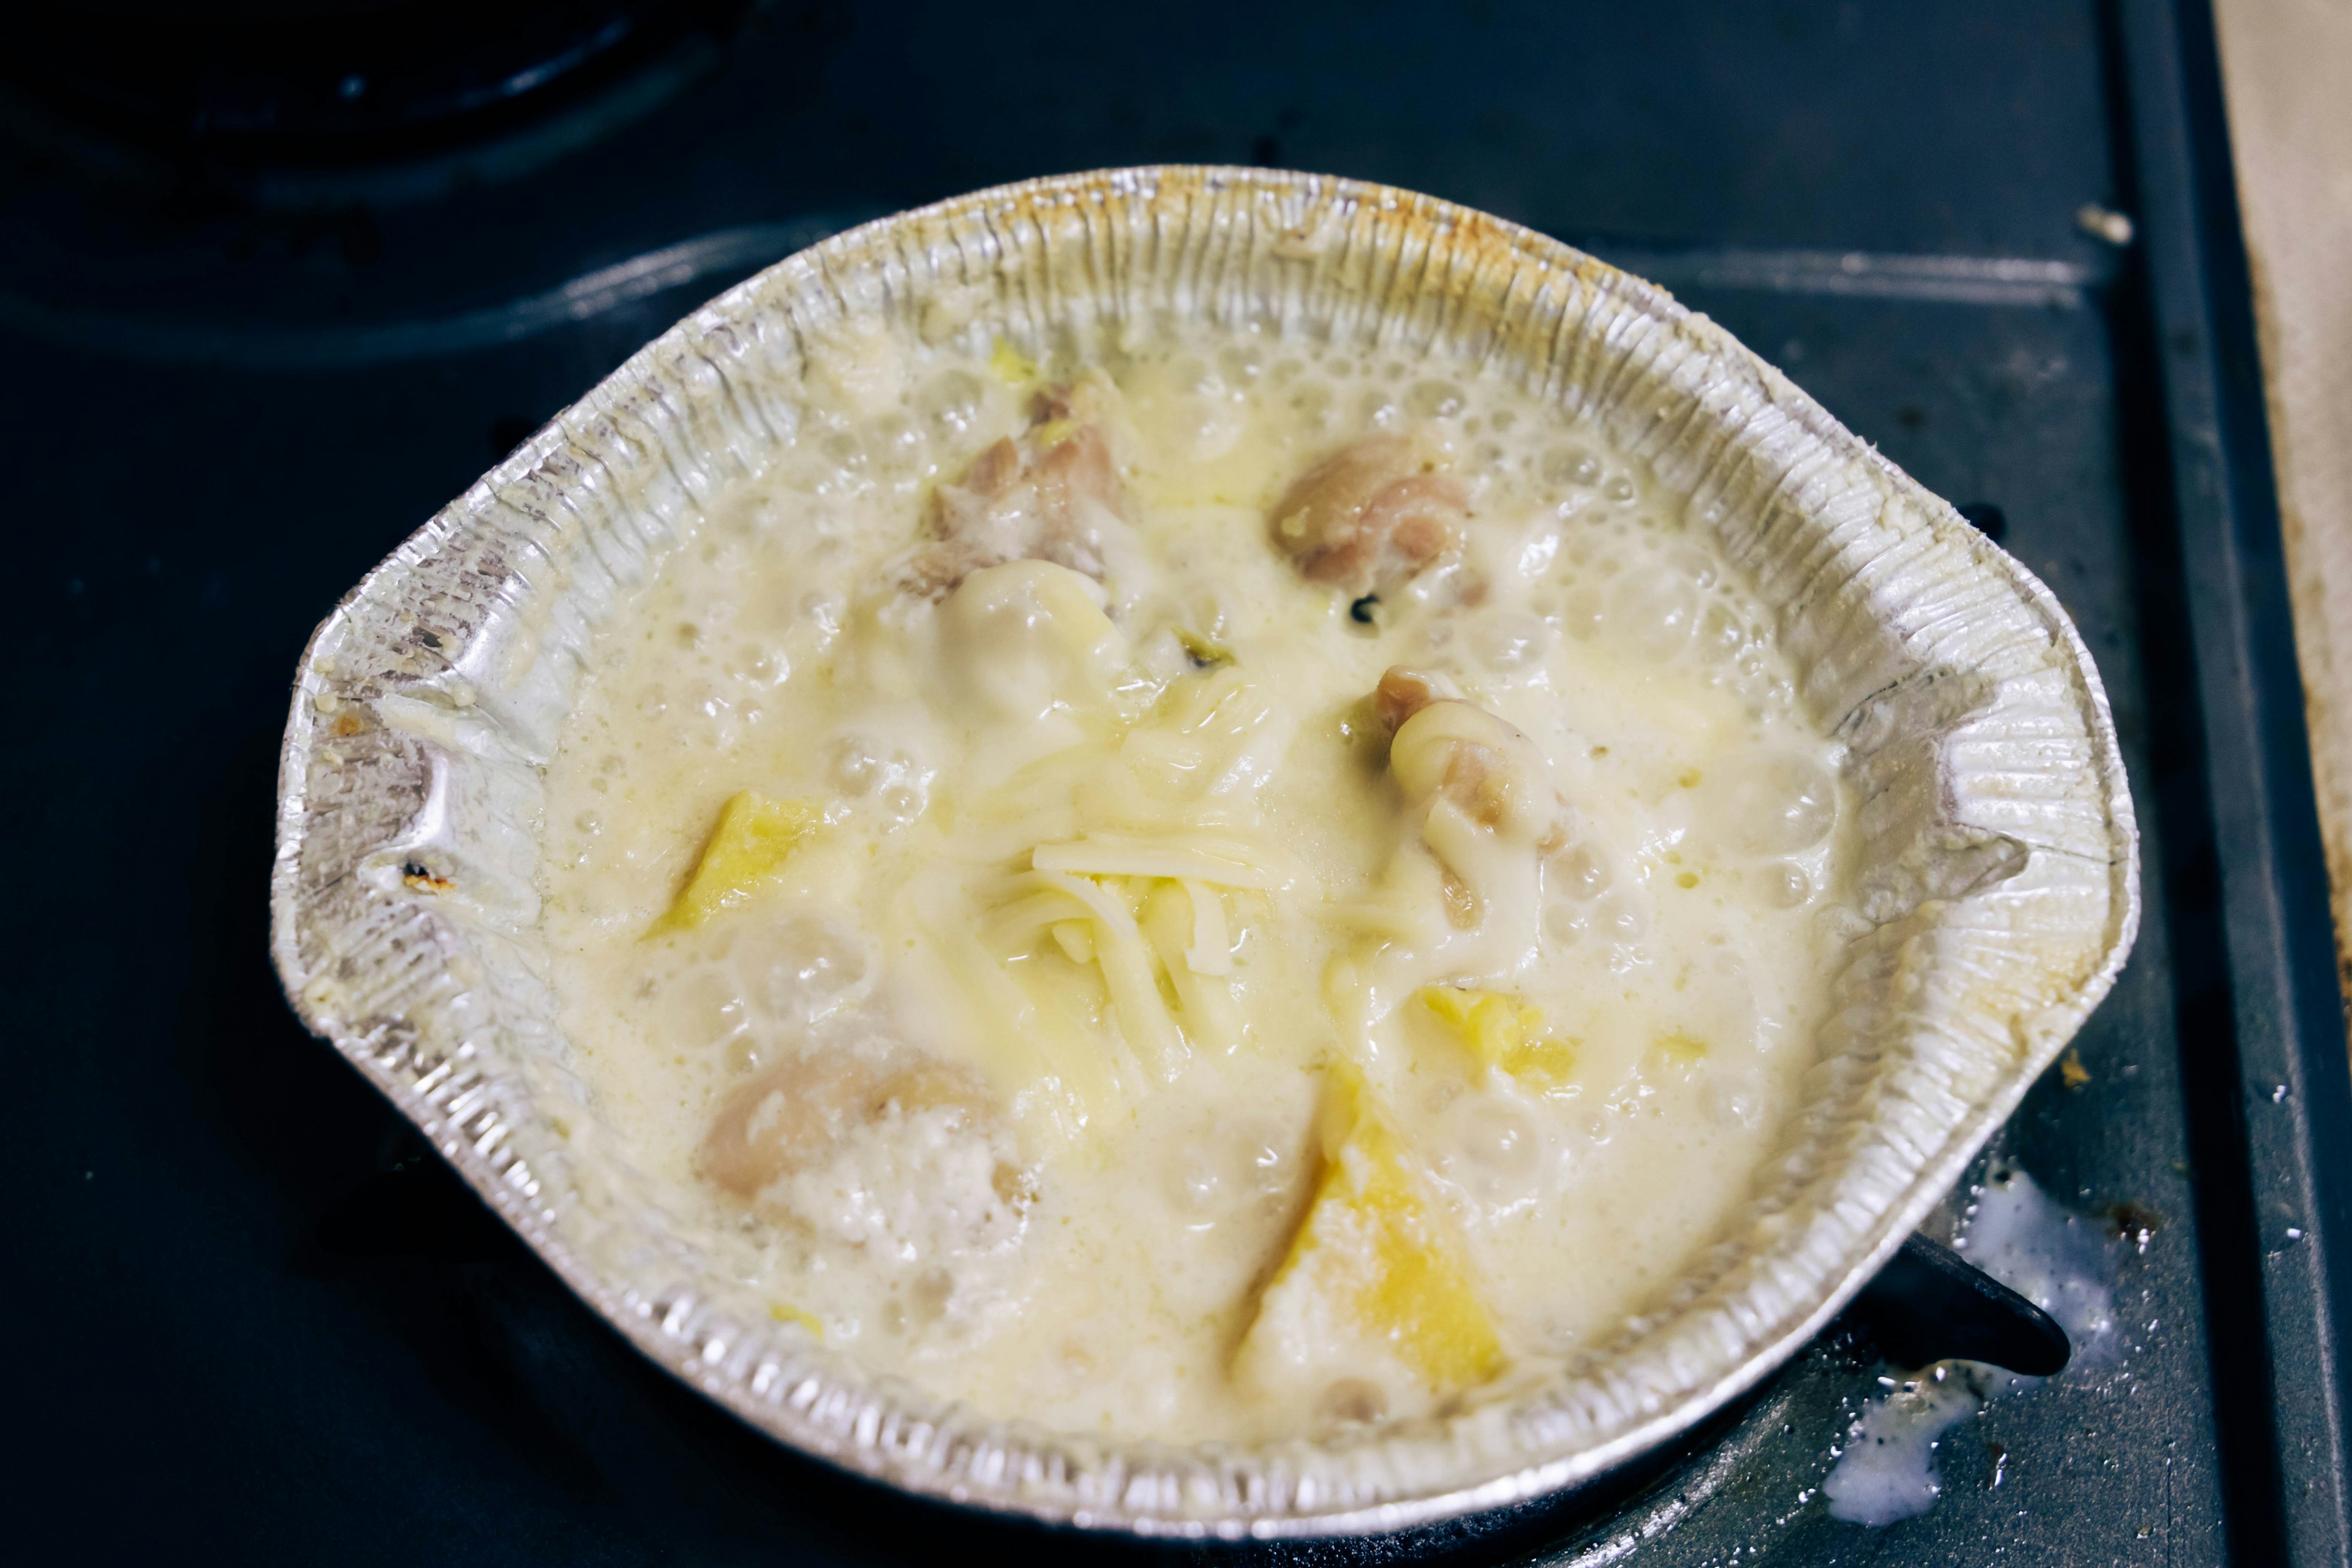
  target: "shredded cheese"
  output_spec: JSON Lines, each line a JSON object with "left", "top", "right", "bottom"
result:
{"left": 1179, "top": 878, "right": 1232, "bottom": 975}
{"left": 1031, "top": 832, "right": 1305, "bottom": 890}
{"left": 1032, "top": 870, "right": 1189, "bottom": 1082}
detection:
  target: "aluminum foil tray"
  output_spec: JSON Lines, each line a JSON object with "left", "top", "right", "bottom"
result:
{"left": 268, "top": 166, "right": 2138, "bottom": 1538}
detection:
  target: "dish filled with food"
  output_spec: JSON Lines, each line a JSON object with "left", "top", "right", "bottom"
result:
{"left": 545, "top": 319, "right": 1851, "bottom": 1446}
{"left": 271, "top": 167, "right": 2137, "bottom": 1535}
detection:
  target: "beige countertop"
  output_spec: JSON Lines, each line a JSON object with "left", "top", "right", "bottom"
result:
{"left": 2217, "top": 0, "right": 2352, "bottom": 1009}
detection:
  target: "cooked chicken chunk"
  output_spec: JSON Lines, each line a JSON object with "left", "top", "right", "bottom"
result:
{"left": 699, "top": 1040, "right": 1035, "bottom": 1261}
{"left": 895, "top": 379, "right": 1129, "bottom": 598}
{"left": 1270, "top": 435, "right": 1466, "bottom": 595}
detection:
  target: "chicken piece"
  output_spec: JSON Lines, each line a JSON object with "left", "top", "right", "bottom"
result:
{"left": 700, "top": 1043, "right": 988, "bottom": 1195}
{"left": 700, "top": 1040, "right": 1035, "bottom": 1261}
{"left": 1232, "top": 1060, "right": 1502, "bottom": 1417}
{"left": 896, "top": 379, "right": 1129, "bottom": 598}
{"left": 1269, "top": 435, "right": 1466, "bottom": 595}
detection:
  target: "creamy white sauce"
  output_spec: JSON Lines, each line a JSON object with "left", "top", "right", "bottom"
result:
{"left": 537, "top": 320, "right": 1856, "bottom": 1445}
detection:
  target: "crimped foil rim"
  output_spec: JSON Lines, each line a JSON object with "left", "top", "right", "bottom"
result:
{"left": 270, "top": 165, "right": 2139, "bottom": 1539}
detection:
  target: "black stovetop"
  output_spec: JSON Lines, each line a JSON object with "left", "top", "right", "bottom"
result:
{"left": 9, "top": 2, "right": 2348, "bottom": 1562}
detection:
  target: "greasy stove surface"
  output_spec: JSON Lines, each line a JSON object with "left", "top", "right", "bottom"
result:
{"left": 9, "top": 2, "right": 2344, "bottom": 1562}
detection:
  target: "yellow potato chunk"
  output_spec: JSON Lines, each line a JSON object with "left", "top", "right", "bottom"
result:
{"left": 1653, "top": 1027, "right": 1708, "bottom": 1063}
{"left": 1234, "top": 1061, "right": 1502, "bottom": 1401}
{"left": 1419, "top": 986, "right": 1578, "bottom": 1092}
{"left": 769, "top": 1302, "right": 824, "bottom": 1338}
{"left": 988, "top": 336, "right": 1038, "bottom": 384}
{"left": 650, "top": 791, "right": 819, "bottom": 934}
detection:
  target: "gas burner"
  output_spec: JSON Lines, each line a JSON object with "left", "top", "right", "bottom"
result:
{"left": 4, "top": 1, "right": 750, "bottom": 198}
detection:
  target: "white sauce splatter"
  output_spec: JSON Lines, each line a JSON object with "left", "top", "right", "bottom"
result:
{"left": 1962, "top": 1166, "right": 2120, "bottom": 1354}
{"left": 1822, "top": 1365, "right": 1988, "bottom": 1526}
{"left": 1822, "top": 1167, "right": 2117, "bottom": 1526}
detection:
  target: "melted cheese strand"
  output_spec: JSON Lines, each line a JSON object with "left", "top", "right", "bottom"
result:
{"left": 1033, "top": 869, "right": 1189, "bottom": 1081}
{"left": 908, "top": 878, "right": 1101, "bottom": 1142}
{"left": 1179, "top": 878, "right": 1233, "bottom": 976}
{"left": 985, "top": 888, "right": 1099, "bottom": 953}
{"left": 1140, "top": 881, "right": 1245, "bottom": 1055}
{"left": 1032, "top": 832, "right": 1305, "bottom": 890}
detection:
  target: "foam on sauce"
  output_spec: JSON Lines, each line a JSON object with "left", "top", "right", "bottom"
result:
{"left": 538, "top": 320, "right": 1856, "bottom": 1446}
